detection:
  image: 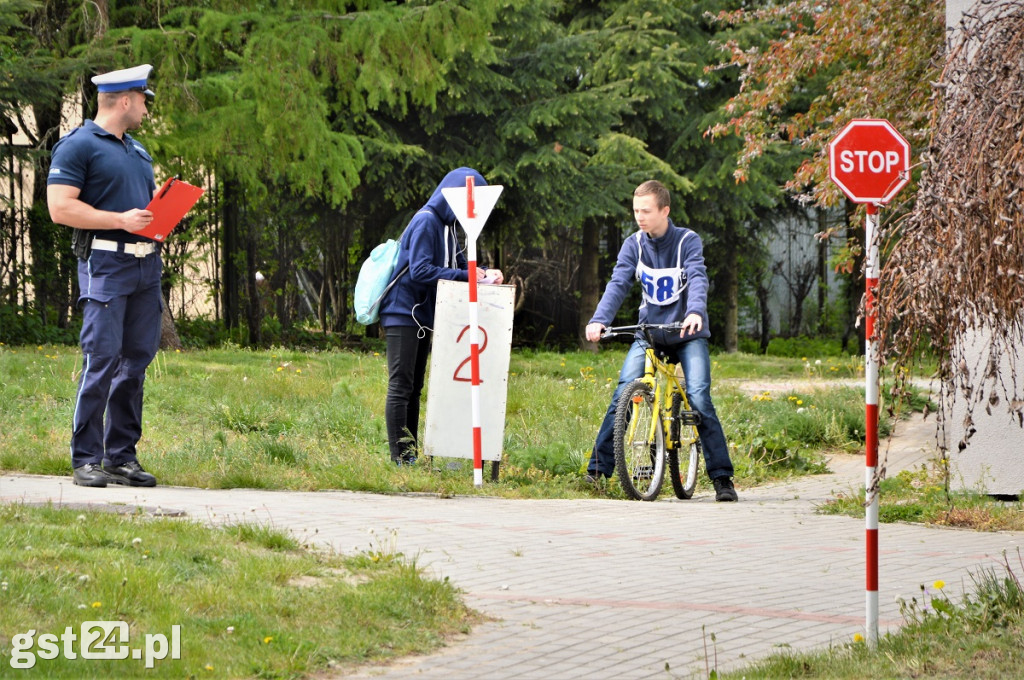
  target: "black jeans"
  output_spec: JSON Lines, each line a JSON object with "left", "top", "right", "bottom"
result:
{"left": 384, "top": 325, "right": 431, "bottom": 461}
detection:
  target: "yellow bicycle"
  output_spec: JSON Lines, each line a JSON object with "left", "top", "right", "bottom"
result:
{"left": 602, "top": 324, "right": 702, "bottom": 501}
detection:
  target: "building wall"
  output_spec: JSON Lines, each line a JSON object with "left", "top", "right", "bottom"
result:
{"left": 945, "top": 0, "right": 1024, "bottom": 495}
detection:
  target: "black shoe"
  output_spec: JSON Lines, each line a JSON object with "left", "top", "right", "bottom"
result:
{"left": 73, "top": 463, "right": 111, "bottom": 488}
{"left": 713, "top": 477, "right": 738, "bottom": 502}
{"left": 583, "top": 472, "right": 608, "bottom": 485}
{"left": 102, "top": 460, "right": 157, "bottom": 487}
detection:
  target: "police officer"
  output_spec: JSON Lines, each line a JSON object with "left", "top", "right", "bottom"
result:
{"left": 47, "top": 64, "right": 161, "bottom": 487}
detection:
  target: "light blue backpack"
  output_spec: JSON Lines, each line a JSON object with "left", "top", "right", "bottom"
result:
{"left": 353, "top": 236, "right": 408, "bottom": 325}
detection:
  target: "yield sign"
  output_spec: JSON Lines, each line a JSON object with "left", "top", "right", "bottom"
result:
{"left": 828, "top": 119, "right": 910, "bottom": 204}
{"left": 442, "top": 181, "right": 503, "bottom": 241}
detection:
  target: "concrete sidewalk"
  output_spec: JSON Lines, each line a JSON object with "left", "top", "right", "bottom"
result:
{"left": 2, "top": 414, "right": 1021, "bottom": 679}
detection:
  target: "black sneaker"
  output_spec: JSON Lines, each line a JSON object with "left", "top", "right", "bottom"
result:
{"left": 73, "top": 463, "right": 111, "bottom": 488}
{"left": 713, "top": 477, "right": 738, "bottom": 502}
{"left": 583, "top": 472, "right": 607, "bottom": 485}
{"left": 102, "top": 460, "right": 157, "bottom": 487}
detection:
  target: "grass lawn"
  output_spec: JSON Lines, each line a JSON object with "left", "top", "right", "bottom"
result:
{"left": 0, "top": 344, "right": 873, "bottom": 499}
{"left": 0, "top": 503, "right": 473, "bottom": 678}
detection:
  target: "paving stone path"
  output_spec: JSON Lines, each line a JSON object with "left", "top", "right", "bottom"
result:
{"left": 2, "top": 412, "right": 1020, "bottom": 679}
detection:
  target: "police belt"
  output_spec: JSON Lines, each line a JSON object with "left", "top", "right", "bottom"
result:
{"left": 91, "top": 239, "right": 158, "bottom": 258}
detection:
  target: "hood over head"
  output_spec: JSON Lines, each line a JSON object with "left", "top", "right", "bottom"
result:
{"left": 423, "top": 167, "right": 487, "bottom": 225}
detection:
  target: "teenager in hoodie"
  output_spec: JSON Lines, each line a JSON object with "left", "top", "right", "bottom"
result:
{"left": 378, "top": 167, "right": 504, "bottom": 465}
{"left": 584, "top": 180, "right": 737, "bottom": 502}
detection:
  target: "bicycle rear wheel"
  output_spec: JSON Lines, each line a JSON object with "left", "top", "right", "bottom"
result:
{"left": 669, "top": 438, "right": 701, "bottom": 500}
{"left": 613, "top": 380, "right": 665, "bottom": 501}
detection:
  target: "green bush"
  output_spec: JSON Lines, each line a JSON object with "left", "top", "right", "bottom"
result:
{"left": 736, "top": 335, "right": 862, "bottom": 358}
{"left": 0, "top": 307, "right": 80, "bottom": 346}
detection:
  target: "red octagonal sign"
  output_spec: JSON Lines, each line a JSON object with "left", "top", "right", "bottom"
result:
{"left": 828, "top": 119, "right": 910, "bottom": 204}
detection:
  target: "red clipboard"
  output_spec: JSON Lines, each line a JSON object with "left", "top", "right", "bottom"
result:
{"left": 137, "top": 177, "right": 205, "bottom": 242}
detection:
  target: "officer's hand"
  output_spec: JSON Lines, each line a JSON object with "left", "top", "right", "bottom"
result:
{"left": 120, "top": 209, "right": 154, "bottom": 233}
{"left": 585, "top": 322, "right": 606, "bottom": 343}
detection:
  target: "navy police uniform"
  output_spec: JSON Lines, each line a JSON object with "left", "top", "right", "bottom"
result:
{"left": 47, "top": 64, "right": 162, "bottom": 486}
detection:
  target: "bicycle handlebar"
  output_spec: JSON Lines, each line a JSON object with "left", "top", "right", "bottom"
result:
{"left": 599, "top": 323, "right": 685, "bottom": 341}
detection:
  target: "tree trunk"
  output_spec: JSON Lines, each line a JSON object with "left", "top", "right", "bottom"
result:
{"left": 720, "top": 246, "right": 739, "bottom": 353}
{"left": 756, "top": 277, "right": 771, "bottom": 353}
{"left": 243, "top": 214, "right": 261, "bottom": 346}
{"left": 159, "top": 294, "right": 183, "bottom": 350}
{"left": 578, "top": 218, "right": 601, "bottom": 352}
{"left": 28, "top": 101, "right": 75, "bottom": 329}
{"left": 840, "top": 201, "right": 866, "bottom": 354}
{"left": 816, "top": 207, "right": 829, "bottom": 335}
{"left": 221, "top": 179, "right": 240, "bottom": 329}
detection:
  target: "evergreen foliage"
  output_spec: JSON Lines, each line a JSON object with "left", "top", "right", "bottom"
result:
{"left": 0, "top": 0, "right": 939, "bottom": 348}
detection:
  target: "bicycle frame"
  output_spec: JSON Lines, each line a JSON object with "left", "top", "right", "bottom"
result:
{"left": 631, "top": 347, "right": 683, "bottom": 450}
{"left": 603, "top": 323, "right": 703, "bottom": 501}
{"left": 609, "top": 324, "right": 699, "bottom": 452}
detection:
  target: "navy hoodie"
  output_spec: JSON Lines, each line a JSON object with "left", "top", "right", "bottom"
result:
{"left": 589, "top": 219, "right": 712, "bottom": 347}
{"left": 378, "top": 167, "right": 486, "bottom": 330}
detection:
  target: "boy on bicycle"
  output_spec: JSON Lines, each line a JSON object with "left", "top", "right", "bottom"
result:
{"left": 584, "top": 180, "right": 737, "bottom": 502}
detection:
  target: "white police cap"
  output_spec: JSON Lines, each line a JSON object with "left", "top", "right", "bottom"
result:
{"left": 91, "top": 64, "right": 155, "bottom": 98}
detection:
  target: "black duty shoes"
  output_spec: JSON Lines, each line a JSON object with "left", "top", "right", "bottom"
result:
{"left": 73, "top": 463, "right": 111, "bottom": 488}
{"left": 102, "top": 460, "right": 157, "bottom": 487}
{"left": 713, "top": 477, "right": 738, "bottom": 502}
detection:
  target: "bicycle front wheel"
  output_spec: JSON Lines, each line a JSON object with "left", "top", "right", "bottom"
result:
{"left": 669, "top": 438, "right": 701, "bottom": 500}
{"left": 613, "top": 380, "right": 665, "bottom": 501}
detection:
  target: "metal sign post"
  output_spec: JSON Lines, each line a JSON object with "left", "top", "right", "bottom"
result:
{"left": 828, "top": 118, "right": 910, "bottom": 649}
{"left": 441, "top": 176, "right": 503, "bottom": 487}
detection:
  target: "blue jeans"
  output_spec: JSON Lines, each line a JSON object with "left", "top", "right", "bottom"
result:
{"left": 589, "top": 337, "right": 733, "bottom": 481}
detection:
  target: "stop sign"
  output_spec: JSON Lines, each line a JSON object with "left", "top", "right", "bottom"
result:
{"left": 828, "top": 119, "right": 910, "bottom": 204}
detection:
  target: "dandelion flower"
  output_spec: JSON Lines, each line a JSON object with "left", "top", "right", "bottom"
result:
{"left": 91, "top": 601, "right": 102, "bottom": 608}
{"left": 226, "top": 626, "right": 235, "bottom": 634}
{"left": 263, "top": 636, "right": 273, "bottom": 644}
{"left": 132, "top": 537, "right": 142, "bottom": 548}
{"left": 205, "top": 664, "right": 214, "bottom": 671}
{"left": 933, "top": 580, "right": 945, "bottom": 590}
{"left": 853, "top": 633, "right": 864, "bottom": 643}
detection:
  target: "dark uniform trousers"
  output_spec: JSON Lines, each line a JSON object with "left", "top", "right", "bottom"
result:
{"left": 71, "top": 248, "right": 162, "bottom": 468}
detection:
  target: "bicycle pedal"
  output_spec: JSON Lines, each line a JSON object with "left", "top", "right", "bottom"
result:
{"left": 678, "top": 411, "right": 701, "bottom": 426}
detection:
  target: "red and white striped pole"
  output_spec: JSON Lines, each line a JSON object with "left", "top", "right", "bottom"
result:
{"left": 442, "top": 176, "right": 502, "bottom": 487}
{"left": 828, "top": 119, "right": 909, "bottom": 652}
{"left": 864, "top": 202, "right": 880, "bottom": 648}
{"left": 464, "top": 175, "right": 485, "bottom": 487}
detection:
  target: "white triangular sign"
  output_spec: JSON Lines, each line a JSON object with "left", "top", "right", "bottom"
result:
{"left": 442, "top": 184, "right": 503, "bottom": 242}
